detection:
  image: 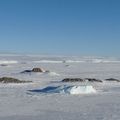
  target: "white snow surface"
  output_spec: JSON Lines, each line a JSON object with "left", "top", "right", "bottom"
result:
{"left": 0, "top": 54, "right": 120, "bottom": 120}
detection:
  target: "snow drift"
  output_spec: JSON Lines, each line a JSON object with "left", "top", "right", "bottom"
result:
{"left": 0, "top": 60, "right": 18, "bottom": 64}
{"left": 34, "top": 60, "right": 62, "bottom": 63}
{"left": 47, "top": 72, "right": 60, "bottom": 76}
{"left": 91, "top": 59, "right": 120, "bottom": 63}
{"left": 29, "top": 85, "right": 96, "bottom": 95}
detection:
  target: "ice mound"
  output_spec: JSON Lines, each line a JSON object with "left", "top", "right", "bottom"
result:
{"left": 65, "top": 86, "right": 96, "bottom": 94}
{"left": 47, "top": 72, "right": 60, "bottom": 76}
{"left": 29, "top": 85, "right": 96, "bottom": 95}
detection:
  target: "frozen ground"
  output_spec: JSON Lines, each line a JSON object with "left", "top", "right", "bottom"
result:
{"left": 0, "top": 54, "right": 120, "bottom": 120}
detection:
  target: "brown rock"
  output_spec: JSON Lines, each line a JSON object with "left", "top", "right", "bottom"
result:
{"left": 32, "top": 68, "right": 45, "bottom": 72}
{"left": 62, "top": 78, "right": 85, "bottom": 82}
{"left": 0, "top": 77, "right": 32, "bottom": 83}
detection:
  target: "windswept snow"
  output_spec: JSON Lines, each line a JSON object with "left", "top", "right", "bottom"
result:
{"left": 0, "top": 55, "right": 120, "bottom": 120}
{"left": 91, "top": 59, "right": 120, "bottom": 63}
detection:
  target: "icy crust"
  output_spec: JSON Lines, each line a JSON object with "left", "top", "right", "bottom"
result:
{"left": 67, "top": 85, "right": 96, "bottom": 94}
{"left": 29, "top": 85, "right": 96, "bottom": 95}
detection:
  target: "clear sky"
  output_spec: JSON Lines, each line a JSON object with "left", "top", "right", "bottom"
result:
{"left": 0, "top": 0, "right": 120, "bottom": 56}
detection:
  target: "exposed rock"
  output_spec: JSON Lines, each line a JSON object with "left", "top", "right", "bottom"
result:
{"left": 32, "top": 68, "right": 45, "bottom": 72}
{"left": 65, "top": 65, "right": 70, "bottom": 67}
{"left": 62, "top": 60, "right": 66, "bottom": 63}
{"left": 45, "top": 70, "right": 50, "bottom": 73}
{"left": 85, "top": 78, "right": 103, "bottom": 82}
{"left": 105, "top": 78, "right": 120, "bottom": 82}
{"left": 21, "top": 67, "right": 45, "bottom": 74}
{"left": 0, "top": 77, "right": 32, "bottom": 83}
{"left": 0, "top": 64, "right": 8, "bottom": 67}
{"left": 62, "top": 78, "right": 103, "bottom": 82}
{"left": 62, "top": 78, "right": 85, "bottom": 82}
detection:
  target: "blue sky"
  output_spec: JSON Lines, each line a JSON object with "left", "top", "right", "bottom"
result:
{"left": 0, "top": 0, "right": 120, "bottom": 56}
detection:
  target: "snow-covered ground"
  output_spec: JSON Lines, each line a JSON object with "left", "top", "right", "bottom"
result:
{"left": 0, "top": 54, "right": 120, "bottom": 120}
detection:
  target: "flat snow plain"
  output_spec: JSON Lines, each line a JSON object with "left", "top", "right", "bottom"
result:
{"left": 0, "top": 55, "right": 120, "bottom": 120}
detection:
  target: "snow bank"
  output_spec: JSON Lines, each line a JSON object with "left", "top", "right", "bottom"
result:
{"left": 29, "top": 85, "right": 96, "bottom": 95}
{"left": 64, "top": 60, "right": 85, "bottom": 63}
{"left": 34, "top": 60, "right": 62, "bottom": 63}
{"left": 47, "top": 72, "right": 60, "bottom": 76}
{"left": 0, "top": 60, "right": 18, "bottom": 64}
{"left": 91, "top": 59, "right": 120, "bottom": 63}
{"left": 34, "top": 60, "right": 85, "bottom": 63}
{"left": 34, "top": 59, "right": 120, "bottom": 64}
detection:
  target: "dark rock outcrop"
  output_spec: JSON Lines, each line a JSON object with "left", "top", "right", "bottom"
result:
{"left": 32, "top": 68, "right": 45, "bottom": 72}
{"left": 0, "top": 64, "right": 8, "bottom": 67}
{"left": 62, "top": 78, "right": 103, "bottom": 82}
{"left": 0, "top": 77, "right": 32, "bottom": 83}
{"left": 62, "top": 78, "right": 85, "bottom": 82}
{"left": 21, "top": 67, "right": 45, "bottom": 74}
{"left": 21, "top": 70, "right": 32, "bottom": 73}
{"left": 85, "top": 78, "right": 103, "bottom": 82}
{"left": 105, "top": 78, "right": 120, "bottom": 82}
{"left": 45, "top": 70, "right": 50, "bottom": 73}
